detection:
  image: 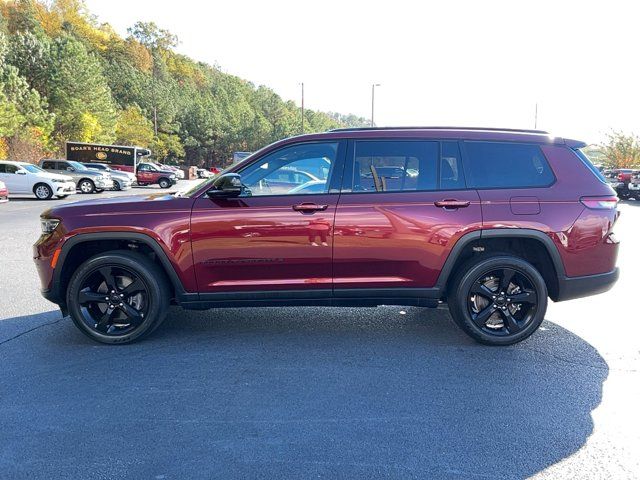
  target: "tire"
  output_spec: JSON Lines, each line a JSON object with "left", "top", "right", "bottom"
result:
{"left": 33, "top": 183, "right": 53, "bottom": 200}
{"left": 113, "top": 180, "right": 122, "bottom": 191}
{"left": 448, "top": 255, "right": 548, "bottom": 346}
{"left": 66, "top": 250, "right": 170, "bottom": 344}
{"left": 78, "top": 179, "right": 95, "bottom": 194}
{"left": 158, "top": 178, "right": 171, "bottom": 189}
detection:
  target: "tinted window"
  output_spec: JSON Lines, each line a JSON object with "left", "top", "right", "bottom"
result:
{"left": 464, "top": 142, "right": 554, "bottom": 188}
{"left": 574, "top": 148, "right": 607, "bottom": 183}
{"left": 0, "top": 164, "right": 17, "bottom": 174}
{"left": 41, "top": 161, "right": 57, "bottom": 170}
{"left": 240, "top": 142, "right": 337, "bottom": 196}
{"left": 440, "top": 141, "right": 465, "bottom": 190}
{"left": 353, "top": 141, "right": 438, "bottom": 192}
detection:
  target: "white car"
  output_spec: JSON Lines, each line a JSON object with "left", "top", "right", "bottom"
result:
{"left": 0, "top": 160, "right": 77, "bottom": 200}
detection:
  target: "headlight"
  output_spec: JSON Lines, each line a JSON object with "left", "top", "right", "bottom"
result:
{"left": 170, "top": 174, "right": 176, "bottom": 179}
{"left": 41, "top": 218, "right": 60, "bottom": 234}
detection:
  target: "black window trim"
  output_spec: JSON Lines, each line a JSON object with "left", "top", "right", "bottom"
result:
{"left": 459, "top": 140, "right": 557, "bottom": 191}
{"left": 339, "top": 138, "right": 470, "bottom": 194}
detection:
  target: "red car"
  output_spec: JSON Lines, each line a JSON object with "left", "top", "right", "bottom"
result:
{"left": 0, "top": 180, "right": 8, "bottom": 203}
{"left": 34, "top": 127, "right": 619, "bottom": 345}
{"left": 135, "top": 163, "right": 177, "bottom": 189}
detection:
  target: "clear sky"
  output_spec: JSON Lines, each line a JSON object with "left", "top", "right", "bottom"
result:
{"left": 86, "top": 0, "right": 639, "bottom": 144}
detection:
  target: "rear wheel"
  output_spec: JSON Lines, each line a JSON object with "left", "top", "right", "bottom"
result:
{"left": 78, "top": 179, "right": 95, "bottom": 194}
{"left": 448, "top": 255, "right": 547, "bottom": 346}
{"left": 113, "top": 180, "right": 122, "bottom": 191}
{"left": 158, "top": 178, "right": 171, "bottom": 189}
{"left": 33, "top": 183, "right": 53, "bottom": 200}
{"left": 66, "top": 251, "right": 170, "bottom": 344}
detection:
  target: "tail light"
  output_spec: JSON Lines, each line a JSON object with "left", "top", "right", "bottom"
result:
{"left": 580, "top": 196, "right": 618, "bottom": 209}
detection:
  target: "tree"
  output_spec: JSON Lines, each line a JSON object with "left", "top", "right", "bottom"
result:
{"left": 115, "top": 105, "right": 154, "bottom": 146}
{"left": 601, "top": 131, "right": 640, "bottom": 169}
{"left": 47, "top": 34, "right": 117, "bottom": 144}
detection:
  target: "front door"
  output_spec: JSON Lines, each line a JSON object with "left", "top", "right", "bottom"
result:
{"left": 136, "top": 163, "right": 155, "bottom": 183}
{"left": 333, "top": 139, "right": 482, "bottom": 293}
{"left": 191, "top": 141, "right": 345, "bottom": 296}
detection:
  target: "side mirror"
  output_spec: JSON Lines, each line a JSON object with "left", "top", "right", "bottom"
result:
{"left": 206, "top": 173, "right": 243, "bottom": 198}
{"left": 66, "top": 167, "right": 75, "bottom": 172}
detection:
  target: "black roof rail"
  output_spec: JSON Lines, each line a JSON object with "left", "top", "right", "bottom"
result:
{"left": 328, "top": 126, "right": 550, "bottom": 134}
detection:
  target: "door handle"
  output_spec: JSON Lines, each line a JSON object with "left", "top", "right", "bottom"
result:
{"left": 292, "top": 203, "right": 328, "bottom": 213}
{"left": 434, "top": 199, "right": 471, "bottom": 209}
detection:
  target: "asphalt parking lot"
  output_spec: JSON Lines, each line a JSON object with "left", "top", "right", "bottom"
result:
{"left": 0, "top": 186, "right": 638, "bottom": 479}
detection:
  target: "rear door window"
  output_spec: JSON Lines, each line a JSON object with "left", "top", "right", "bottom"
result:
{"left": 463, "top": 142, "right": 555, "bottom": 189}
{"left": 352, "top": 140, "right": 438, "bottom": 192}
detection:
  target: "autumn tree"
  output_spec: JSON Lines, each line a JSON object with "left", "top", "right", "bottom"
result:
{"left": 601, "top": 131, "right": 640, "bottom": 169}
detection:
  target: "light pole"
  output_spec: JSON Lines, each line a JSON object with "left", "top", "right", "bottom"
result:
{"left": 371, "top": 83, "right": 381, "bottom": 127}
{"left": 534, "top": 102, "right": 538, "bottom": 129}
{"left": 299, "top": 82, "right": 305, "bottom": 134}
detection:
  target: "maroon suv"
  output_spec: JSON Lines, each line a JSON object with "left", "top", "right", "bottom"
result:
{"left": 34, "top": 127, "right": 620, "bottom": 345}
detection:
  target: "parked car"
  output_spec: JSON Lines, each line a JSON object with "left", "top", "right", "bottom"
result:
{"left": 605, "top": 168, "right": 640, "bottom": 199}
{"left": 83, "top": 162, "right": 135, "bottom": 191}
{"left": 135, "top": 163, "right": 178, "bottom": 188}
{"left": 196, "top": 168, "right": 213, "bottom": 179}
{"left": 628, "top": 171, "right": 640, "bottom": 197}
{"left": 158, "top": 164, "right": 185, "bottom": 180}
{"left": 34, "top": 127, "right": 619, "bottom": 345}
{"left": 39, "top": 159, "right": 113, "bottom": 194}
{"left": 0, "top": 160, "right": 76, "bottom": 200}
{"left": 0, "top": 179, "right": 8, "bottom": 203}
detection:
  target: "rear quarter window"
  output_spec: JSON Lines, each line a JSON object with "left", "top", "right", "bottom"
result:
{"left": 463, "top": 141, "right": 555, "bottom": 189}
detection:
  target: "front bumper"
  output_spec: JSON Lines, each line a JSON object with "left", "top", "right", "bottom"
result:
{"left": 628, "top": 183, "right": 640, "bottom": 191}
{"left": 55, "top": 182, "right": 77, "bottom": 196}
{"left": 556, "top": 268, "right": 619, "bottom": 302}
{"left": 95, "top": 179, "right": 114, "bottom": 189}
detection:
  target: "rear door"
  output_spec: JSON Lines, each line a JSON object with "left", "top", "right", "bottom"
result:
{"left": 333, "top": 139, "right": 482, "bottom": 293}
{"left": 190, "top": 141, "right": 345, "bottom": 296}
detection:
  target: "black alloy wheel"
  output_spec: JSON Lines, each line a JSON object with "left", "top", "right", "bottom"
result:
{"left": 448, "top": 255, "right": 547, "bottom": 345}
{"left": 67, "top": 251, "right": 170, "bottom": 344}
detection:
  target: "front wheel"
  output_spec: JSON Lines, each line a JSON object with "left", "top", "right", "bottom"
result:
{"left": 78, "top": 179, "right": 95, "bottom": 194}
{"left": 66, "top": 251, "right": 170, "bottom": 344}
{"left": 158, "top": 178, "right": 171, "bottom": 189}
{"left": 448, "top": 255, "right": 548, "bottom": 346}
{"left": 112, "top": 180, "right": 122, "bottom": 191}
{"left": 34, "top": 183, "right": 53, "bottom": 200}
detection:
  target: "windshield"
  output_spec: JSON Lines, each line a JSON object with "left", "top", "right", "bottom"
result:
{"left": 68, "top": 160, "right": 88, "bottom": 171}
{"left": 20, "top": 164, "right": 44, "bottom": 173}
{"left": 176, "top": 164, "right": 236, "bottom": 197}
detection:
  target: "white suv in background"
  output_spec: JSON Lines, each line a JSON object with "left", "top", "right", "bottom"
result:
{"left": 0, "top": 161, "right": 77, "bottom": 200}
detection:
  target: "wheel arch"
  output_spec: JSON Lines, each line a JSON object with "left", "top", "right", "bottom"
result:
{"left": 53, "top": 232, "right": 188, "bottom": 314}
{"left": 436, "top": 229, "right": 564, "bottom": 301}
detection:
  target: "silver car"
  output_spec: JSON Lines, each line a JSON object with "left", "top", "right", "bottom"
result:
{"left": 84, "top": 163, "right": 135, "bottom": 191}
{"left": 39, "top": 159, "right": 113, "bottom": 193}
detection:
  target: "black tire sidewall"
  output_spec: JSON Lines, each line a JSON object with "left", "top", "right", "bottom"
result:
{"left": 34, "top": 183, "right": 53, "bottom": 200}
{"left": 159, "top": 178, "right": 170, "bottom": 188}
{"left": 449, "top": 255, "right": 548, "bottom": 346}
{"left": 66, "top": 251, "right": 170, "bottom": 344}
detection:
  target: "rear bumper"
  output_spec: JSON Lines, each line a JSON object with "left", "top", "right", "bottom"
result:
{"left": 555, "top": 268, "right": 619, "bottom": 302}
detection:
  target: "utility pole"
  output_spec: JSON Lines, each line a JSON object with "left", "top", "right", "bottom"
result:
{"left": 371, "top": 84, "right": 381, "bottom": 127}
{"left": 299, "top": 82, "right": 305, "bottom": 134}
{"left": 534, "top": 102, "right": 538, "bottom": 129}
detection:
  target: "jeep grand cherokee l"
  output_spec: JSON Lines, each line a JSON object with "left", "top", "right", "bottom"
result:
{"left": 34, "top": 127, "right": 620, "bottom": 345}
